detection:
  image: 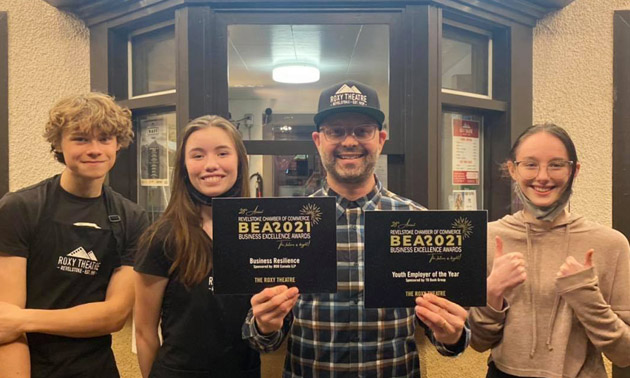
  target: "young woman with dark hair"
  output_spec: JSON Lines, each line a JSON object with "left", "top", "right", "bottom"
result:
{"left": 134, "top": 115, "right": 259, "bottom": 378}
{"left": 469, "top": 123, "right": 630, "bottom": 377}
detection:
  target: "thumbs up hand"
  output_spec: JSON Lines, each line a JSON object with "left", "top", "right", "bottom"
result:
{"left": 486, "top": 236, "right": 527, "bottom": 310}
{"left": 557, "top": 249, "right": 595, "bottom": 278}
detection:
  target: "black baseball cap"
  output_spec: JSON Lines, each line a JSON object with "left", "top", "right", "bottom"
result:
{"left": 314, "top": 80, "right": 385, "bottom": 130}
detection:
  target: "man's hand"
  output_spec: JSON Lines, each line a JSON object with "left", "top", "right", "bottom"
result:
{"left": 0, "top": 301, "right": 24, "bottom": 344}
{"left": 557, "top": 249, "right": 594, "bottom": 278}
{"left": 251, "top": 285, "right": 299, "bottom": 335}
{"left": 487, "top": 236, "right": 527, "bottom": 309}
{"left": 415, "top": 294, "right": 467, "bottom": 345}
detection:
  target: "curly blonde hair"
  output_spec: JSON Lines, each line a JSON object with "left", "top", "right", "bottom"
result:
{"left": 43, "top": 92, "right": 134, "bottom": 164}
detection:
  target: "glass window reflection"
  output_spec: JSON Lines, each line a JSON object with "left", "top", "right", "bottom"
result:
{"left": 228, "top": 24, "right": 390, "bottom": 141}
{"left": 248, "top": 153, "right": 388, "bottom": 198}
{"left": 442, "top": 25, "right": 490, "bottom": 96}
{"left": 131, "top": 26, "right": 176, "bottom": 97}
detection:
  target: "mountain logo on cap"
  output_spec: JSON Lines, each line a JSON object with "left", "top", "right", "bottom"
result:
{"left": 315, "top": 80, "right": 384, "bottom": 128}
{"left": 330, "top": 84, "right": 368, "bottom": 107}
{"left": 335, "top": 84, "right": 362, "bottom": 95}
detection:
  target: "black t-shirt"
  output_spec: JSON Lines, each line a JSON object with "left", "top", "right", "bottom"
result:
{"left": 0, "top": 175, "right": 149, "bottom": 377}
{"left": 135, "top": 225, "right": 260, "bottom": 378}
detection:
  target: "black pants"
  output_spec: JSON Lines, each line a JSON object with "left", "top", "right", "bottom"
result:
{"left": 487, "top": 362, "right": 536, "bottom": 378}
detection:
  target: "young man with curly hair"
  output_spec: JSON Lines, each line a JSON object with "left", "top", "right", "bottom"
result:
{"left": 0, "top": 92, "right": 148, "bottom": 377}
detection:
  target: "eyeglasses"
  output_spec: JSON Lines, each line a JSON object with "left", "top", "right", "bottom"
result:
{"left": 514, "top": 160, "right": 574, "bottom": 180}
{"left": 320, "top": 124, "right": 378, "bottom": 143}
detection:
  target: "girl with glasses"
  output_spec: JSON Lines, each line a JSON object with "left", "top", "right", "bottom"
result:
{"left": 469, "top": 123, "right": 630, "bottom": 377}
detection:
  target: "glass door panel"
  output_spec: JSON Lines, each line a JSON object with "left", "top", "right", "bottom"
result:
{"left": 227, "top": 24, "right": 390, "bottom": 141}
{"left": 249, "top": 153, "right": 388, "bottom": 197}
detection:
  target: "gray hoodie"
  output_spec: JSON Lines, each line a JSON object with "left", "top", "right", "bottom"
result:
{"left": 469, "top": 210, "right": 630, "bottom": 378}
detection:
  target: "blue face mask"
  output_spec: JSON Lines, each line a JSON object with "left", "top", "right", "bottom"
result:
{"left": 513, "top": 182, "right": 572, "bottom": 222}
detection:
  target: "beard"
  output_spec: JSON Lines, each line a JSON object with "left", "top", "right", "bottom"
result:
{"left": 321, "top": 146, "right": 377, "bottom": 185}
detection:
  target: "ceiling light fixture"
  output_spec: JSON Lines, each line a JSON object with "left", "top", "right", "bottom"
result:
{"left": 272, "top": 64, "right": 320, "bottom": 84}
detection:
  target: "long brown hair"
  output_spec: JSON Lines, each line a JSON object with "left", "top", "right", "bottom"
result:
{"left": 138, "top": 115, "right": 250, "bottom": 287}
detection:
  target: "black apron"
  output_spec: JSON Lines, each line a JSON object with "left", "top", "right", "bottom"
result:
{"left": 26, "top": 181, "right": 123, "bottom": 378}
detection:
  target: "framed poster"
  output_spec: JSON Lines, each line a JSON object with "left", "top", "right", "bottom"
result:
{"left": 452, "top": 118, "right": 480, "bottom": 185}
{"left": 139, "top": 116, "right": 169, "bottom": 187}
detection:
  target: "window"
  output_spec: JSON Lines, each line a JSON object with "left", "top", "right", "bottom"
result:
{"left": 441, "top": 23, "right": 491, "bottom": 97}
{"left": 226, "top": 21, "right": 392, "bottom": 197}
{"left": 104, "top": 15, "right": 178, "bottom": 205}
{"left": 129, "top": 24, "right": 176, "bottom": 98}
{"left": 227, "top": 24, "right": 390, "bottom": 141}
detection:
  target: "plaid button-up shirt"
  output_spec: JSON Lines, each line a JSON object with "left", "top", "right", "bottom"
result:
{"left": 244, "top": 178, "right": 470, "bottom": 377}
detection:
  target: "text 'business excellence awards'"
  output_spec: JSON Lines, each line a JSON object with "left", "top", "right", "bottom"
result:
{"left": 212, "top": 197, "right": 337, "bottom": 294}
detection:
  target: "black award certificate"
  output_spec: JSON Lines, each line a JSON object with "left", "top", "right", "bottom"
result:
{"left": 212, "top": 197, "right": 337, "bottom": 294}
{"left": 364, "top": 210, "right": 487, "bottom": 308}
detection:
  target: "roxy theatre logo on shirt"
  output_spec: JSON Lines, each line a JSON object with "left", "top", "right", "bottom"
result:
{"left": 57, "top": 246, "right": 101, "bottom": 276}
{"left": 330, "top": 84, "right": 368, "bottom": 107}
